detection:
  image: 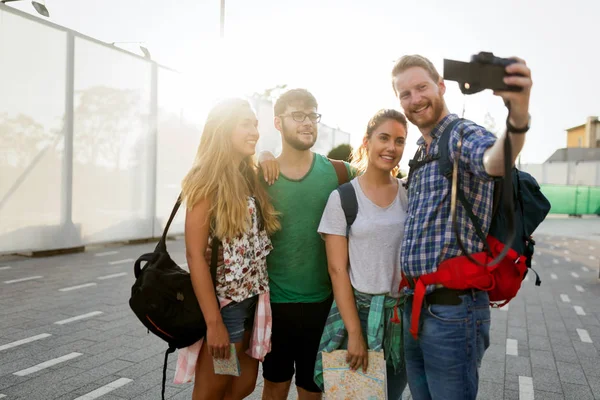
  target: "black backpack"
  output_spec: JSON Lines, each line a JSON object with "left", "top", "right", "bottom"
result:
{"left": 129, "top": 196, "right": 220, "bottom": 400}
{"left": 406, "top": 118, "right": 551, "bottom": 280}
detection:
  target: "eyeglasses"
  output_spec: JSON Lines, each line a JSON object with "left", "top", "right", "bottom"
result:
{"left": 279, "top": 111, "right": 322, "bottom": 123}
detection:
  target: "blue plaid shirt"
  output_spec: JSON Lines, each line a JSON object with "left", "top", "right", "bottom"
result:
{"left": 400, "top": 114, "right": 497, "bottom": 288}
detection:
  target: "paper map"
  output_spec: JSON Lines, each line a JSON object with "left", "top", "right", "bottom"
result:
{"left": 322, "top": 349, "right": 387, "bottom": 400}
{"left": 213, "top": 344, "right": 241, "bottom": 376}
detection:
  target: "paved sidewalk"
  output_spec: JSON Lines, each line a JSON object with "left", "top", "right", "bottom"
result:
{"left": 0, "top": 222, "right": 599, "bottom": 399}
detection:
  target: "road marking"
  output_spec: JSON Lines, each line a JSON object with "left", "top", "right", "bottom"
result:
{"left": 58, "top": 283, "right": 97, "bottom": 292}
{"left": 552, "top": 259, "right": 559, "bottom": 264}
{"left": 97, "top": 272, "right": 127, "bottom": 280}
{"left": 560, "top": 294, "right": 570, "bottom": 303}
{"left": 0, "top": 333, "right": 51, "bottom": 351}
{"left": 73, "top": 377, "right": 133, "bottom": 400}
{"left": 108, "top": 258, "right": 134, "bottom": 265}
{"left": 506, "top": 339, "right": 518, "bottom": 356}
{"left": 577, "top": 328, "right": 593, "bottom": 343}
{"left": 571, "top": 272, "right": 579, "bottom": 278}
{"left": 574, "top": 306, "right": 586, "bottom": 316}
{"left": 54, "top": 311, "right": 104, "bottom": 325}
{"left": 0, "top": 266, "right": 11, "bottom": 270}
{"left": 575, "top": 285, "right": 584, "bottom": 292}
{"left": 518, "top": 376, "right": 534, "bottom": 400}
{"left": 13, "top": 352, "right": 82, "bottom": 376}
{"left": 565, "top": 257, "right": 571, "bottom": 262}
{"left": 94, "top": 251, "right": 119, "bottom": 257}
{"left": 582, "top": 266, "right": 589, "bottom": 272}
{"left": 3, "top": 275, "right": 42, "bottom": 284}
{"left": 551, "top": 273, "right": 558, "bottom": 280}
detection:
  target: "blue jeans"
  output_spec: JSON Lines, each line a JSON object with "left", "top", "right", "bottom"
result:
{"left": 341, "top": 298, "right": 408, "bottom": 400}
{"left": 403, "top": 290, "right": 491, "bottom": 400}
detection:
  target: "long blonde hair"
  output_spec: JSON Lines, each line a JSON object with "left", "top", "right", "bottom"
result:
{"left": 181, "top": 98, "right": 280, "bottom": 238}
{"left": 350, "top": 109, "right": 407, "bottom": 176}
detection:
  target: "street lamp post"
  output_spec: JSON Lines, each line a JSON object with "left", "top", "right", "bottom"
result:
{"left": 0, "top": 0, "right": 49, "bottom": 17}
{"left": 220, "top": 0, "right": 225, "bottom": 38}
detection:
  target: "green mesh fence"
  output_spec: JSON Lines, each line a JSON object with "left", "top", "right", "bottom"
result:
{"left": 540, "top": 185, "right": 600, "bottom": 215}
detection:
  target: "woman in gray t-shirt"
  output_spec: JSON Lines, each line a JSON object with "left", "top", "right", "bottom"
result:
{"left": 314, "top": 109, "right": 409, "bottom": 399}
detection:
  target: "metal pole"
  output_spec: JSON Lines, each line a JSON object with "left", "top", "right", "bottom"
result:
{"left": 61, "top": 32, "right": 75, "bottom": 226}
{"left": 220, "top": 0, "right": 225, "bottom": 38}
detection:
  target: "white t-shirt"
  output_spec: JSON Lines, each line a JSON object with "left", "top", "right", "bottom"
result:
{"left": 318, "top": 178, "right": 408, "bottom": 297}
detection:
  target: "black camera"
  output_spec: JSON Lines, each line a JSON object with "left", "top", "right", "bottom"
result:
{"left": 443, "top": 52, "right": 522, "bottom": 95}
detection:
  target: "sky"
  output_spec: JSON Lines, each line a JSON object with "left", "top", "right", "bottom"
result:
{"left": 4, "top": 0, "right": 600, "bottom": 170}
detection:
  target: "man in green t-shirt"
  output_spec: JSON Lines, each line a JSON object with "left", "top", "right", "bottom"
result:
{"left": 261, "top": 89, "right": 352, "bottom": 400}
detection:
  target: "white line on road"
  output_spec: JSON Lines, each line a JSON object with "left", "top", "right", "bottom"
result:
{"left": 54, "top": 311, "right": 104, "bottom": 325}
{"left": 73, "top": 377, "right": 133, "bottom": 400}
{"left": 58, "top": 283, "right": 97, "bottom": 292}
{"left": 574, "top": 306, "right": 586, "bottom": 316}
{"left": 13, "top": 352, "right": 82, "bottom": 376}
{"left": 0, "top": 333, "right": 51, "bottom": 352}
{"left": 518, "top": 376, "right": 534, "bottom": 400}
{"left": 582, "top": 266, "right": 589, "bottom": 272}
{"left": 506, "top": 339, "right": 519, "bottom": 356}
{"left": 575, "top": 285, "right": 584, "bottom": 292}
{"left": 577, "top": 328, "right": 593, "bottom": 343}
{"left": 97, "top": 272, "right": 127, "bottom": 280}
{"left": 551, "top": 273, "right": 558, "bottom": 280}
{"left": 3, "top": 275, "right": 43, "bottom": 284}
{"left": 94, "top": 251, "right": 119, "bottom": 257}
{"left": 560, "top": 294, "right": 570, "bottom": 303}
{"left": 108, "top": 258, "right": 134, "bottom": 265}
{"left": 0, "top": 266, "right": 11, "bottom": 271}
{"left": 552, "top": 259, "right": 559, "bottom": 264}
{"left": 571, "top": 272, "right": 579, "bottom": 278}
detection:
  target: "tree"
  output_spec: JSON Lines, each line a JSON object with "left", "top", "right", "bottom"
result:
{"left": 327, "top": 144, "right": 353, "bottom": 162}
{"left": 483, "top": 112, "right": 498, "bottom": 136}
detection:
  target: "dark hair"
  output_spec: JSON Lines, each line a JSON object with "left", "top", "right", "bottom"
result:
{"left": 351, "top": 109, "right": 408, "bottom": 174}
{"left": 273, "top": 88, "right": 318, "bottom": 116}
{"left": 391, "top": 55, "right": 441, "bottom": 96}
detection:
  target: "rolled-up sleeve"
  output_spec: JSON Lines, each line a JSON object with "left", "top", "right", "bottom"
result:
{"left": 449, "top": 122, "right": 496, "bottom": 180}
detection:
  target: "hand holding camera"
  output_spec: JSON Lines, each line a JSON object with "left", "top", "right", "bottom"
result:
{"left": 444, "top": 52, "right": 532, "bottom": 131}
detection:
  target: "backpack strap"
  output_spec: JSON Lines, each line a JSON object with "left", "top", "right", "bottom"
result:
{"left": 329, "top": 159, "right": 351, "bottom": 186}
{"left": 161, "top": 346, "right": 176, "bottom": 400}
{"left": 437, "top": 118, "right": 464, "bottom": 179}
{"left": 336, "top": 182, "right": 358, "bottom": 237}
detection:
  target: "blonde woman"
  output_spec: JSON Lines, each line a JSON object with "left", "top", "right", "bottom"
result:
{"left": 174, "top": 98, "right": 280, "bottom": 400}
{"left": 314, "top": 109, "right": 409, "bottom": 399}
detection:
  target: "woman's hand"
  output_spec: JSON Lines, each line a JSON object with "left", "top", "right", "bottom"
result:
{"left": 346, "top": 331, "right": 369, "bottom": 372}
{"left": 206, "top": 320, "right": 230, "bottom": 360}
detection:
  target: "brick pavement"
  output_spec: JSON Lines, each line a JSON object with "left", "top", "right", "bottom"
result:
{"left": 0, "top": 223, "right": 599, "bottom": 399}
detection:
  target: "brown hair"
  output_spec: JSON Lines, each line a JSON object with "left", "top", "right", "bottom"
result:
{"left": 391, "top": 55, "right": 441, "bottom": 96}
{"left": 273, "top": 88, "right": 318, "bottom": 116}
{"left": 350, "top": 109, "right": 408, "bottom": 176}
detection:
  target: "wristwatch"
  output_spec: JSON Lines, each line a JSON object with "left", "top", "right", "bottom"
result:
{"left": 506, "top": 114, "right": 531, "bottom": 134}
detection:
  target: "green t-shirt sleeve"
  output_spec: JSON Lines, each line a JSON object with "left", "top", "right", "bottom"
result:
{"left": 344, "top": 161, "right": 358, "bottom": 179}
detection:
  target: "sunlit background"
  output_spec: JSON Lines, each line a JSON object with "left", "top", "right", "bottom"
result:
{"left": 6, "top": 0, "right": 599, "bottom": 170}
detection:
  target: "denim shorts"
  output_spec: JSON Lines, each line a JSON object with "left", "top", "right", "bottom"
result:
{"left": 220, "top": 295, "right": 258, "bottom": 343}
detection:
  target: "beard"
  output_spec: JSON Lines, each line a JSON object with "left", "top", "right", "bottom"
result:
{"left": 281, "top": 125, "right": 317, "bottom": 151}
{"left": 405, "top": 94, "right": 445, "bottom": 130}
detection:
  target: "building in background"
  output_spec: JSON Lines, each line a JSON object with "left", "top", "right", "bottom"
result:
{"left": 566, "top": 116, "right": 600, "bottom": 149}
